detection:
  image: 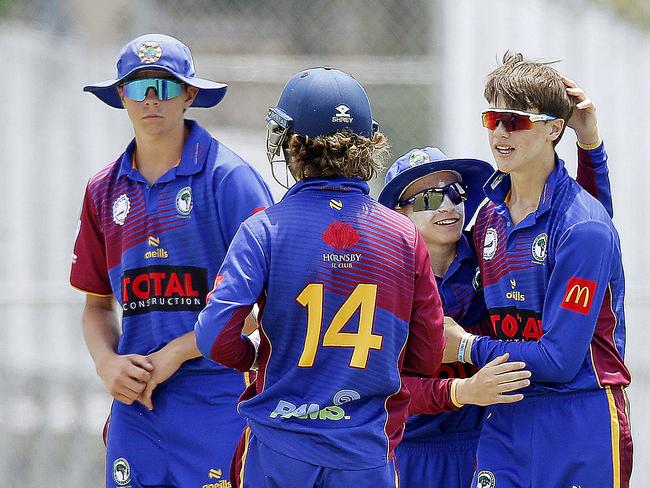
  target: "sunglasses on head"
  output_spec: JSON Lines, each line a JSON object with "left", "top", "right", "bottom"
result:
{"left": 121, "top": 77, "right": 184, "bottom": 102}
{"left": 397, "top": 182, "right": 467, "bottom": 212}
{"left": 481, "top": 109, "right": 557, "bottom": 132}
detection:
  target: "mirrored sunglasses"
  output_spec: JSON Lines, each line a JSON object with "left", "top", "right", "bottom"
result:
{"left": 481, "top": 109, "right": 557, "bottom": 132}
{"left": 122, "top": 78, "right": 184, "bottom": 102}
{"left": 397, "top": 182, "right": 467, "bottom": 212}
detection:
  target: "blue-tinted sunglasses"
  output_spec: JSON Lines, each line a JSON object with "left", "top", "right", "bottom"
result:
{"left": 122, "top": 78, "right": 184, "bottom": 102}
{"left": 397, "top": 182, "right": 467, "bottom": 212}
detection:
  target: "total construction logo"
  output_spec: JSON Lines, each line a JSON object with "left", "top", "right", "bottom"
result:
{"left": 120, "top": 265, "right": 207, "bottom": 316}
{"left": 332, "top": 104, "right": 353, "bottom": 124}
{"left": 144, "top": 235, "right": 169, "bottom": 259}
{"left": 321, "top": 221, "right": 362, "bottom": 268}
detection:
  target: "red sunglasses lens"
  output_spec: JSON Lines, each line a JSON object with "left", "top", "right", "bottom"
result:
{"left": 482, "top": 111, "right": 533, "bottom": 131}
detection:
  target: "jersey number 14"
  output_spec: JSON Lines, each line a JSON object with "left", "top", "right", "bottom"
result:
{"left": 296, "top": 283, "right": 383, "bottom": 369}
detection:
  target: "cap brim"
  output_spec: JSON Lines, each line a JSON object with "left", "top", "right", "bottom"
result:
{"left": 378, "top": 158, "right": 494, "bottom": 224}
{"left": 83, "top": 65, "right": 228, "bottom": 109}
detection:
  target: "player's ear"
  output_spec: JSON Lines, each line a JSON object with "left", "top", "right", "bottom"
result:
{"left": 185, "top": 86, "right": 199, "bottom": 109}
{"left": 548, "top": 118, "right": 564, "bottom": 142}
{"left": 117, "top": 85, "right": 126, "bottom": 106}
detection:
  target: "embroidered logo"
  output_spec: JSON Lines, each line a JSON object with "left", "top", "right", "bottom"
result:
{"left": 113, "top": 458, "right": 131, "bottom": 486}
{"left": 322, "top": 222, "right": 360, "bottom": 250}
{"left": 532, "top": 232, "right": 548, "bottom": 263}
{"left": 476, "top": 470, "right": 496, "bottom": 488}
{"left": 561, "top": 277, "right": 597, "bottom": 315}
{"left": 176, "top": 186, "right": 193, "bottom": 216}
{"left": 138, "top": 41, "right": 162, "bottom": 63}
{"left": 483, "top": 228, "right": 498, "bottom": 260}
{"left": 112, "top": 194, "right": 130, "bottom": 226}
{"left": 408, "top": 149, "right": 430, "bottom": 167}
{"left": 329, "top": 199, "right": 343, "bottom": 210}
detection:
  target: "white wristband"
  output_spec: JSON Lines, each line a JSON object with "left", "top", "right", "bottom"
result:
{"left": 457, "top": 333, "right": 473, "bottom": 363}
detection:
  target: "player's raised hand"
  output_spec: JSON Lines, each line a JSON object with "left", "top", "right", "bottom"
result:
{"left": 562, "top": 75, "right": 600, "bottom": 147}
{"left": 96, "top": 353, "right": 154, "bottom": 405}
{"left": 455, "top": 353, "right": 531, "bottom": 406}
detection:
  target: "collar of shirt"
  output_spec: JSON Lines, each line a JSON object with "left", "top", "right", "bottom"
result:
{"left": 282, "top": 177, "right": 370, "bottom": 200}
{"left": 117, "top": 119, "right": 212, "bottom": 181}
{"left": 483, "top": 154, "right": 570, "bottom": 221}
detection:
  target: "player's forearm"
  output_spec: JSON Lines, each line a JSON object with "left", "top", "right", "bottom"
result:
{"left": 470, "top": 336, "right": 580, "bottom": 383}
{"left": 161, "top": 331, "right": 201, "bottom": 365}
{"left": 402, "top": 376, "right": 457, "bottom": 415}
{"left": 576, "top": 142, "right": 612, "bottom": 217}
{"left": 82, "top": 301, "right": 121, "bottom": 368}
{"left": 196, "top": 305, "right": 256, "bottom": 371}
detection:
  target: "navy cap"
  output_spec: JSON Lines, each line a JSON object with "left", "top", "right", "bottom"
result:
{"left": 378, "top": 147, "right": 494, "bottom": 223}
{"left": 84, "top": 34, "right": 227, "bottom": 109}
{"left": 271, "top": 67, "right": 374, "bottom": 138}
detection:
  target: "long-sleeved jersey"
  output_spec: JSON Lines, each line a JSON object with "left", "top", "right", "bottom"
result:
{"left": 195, "top": 177, "right": 445, "bottom": 470}
{"left": 402, "top": 143, "right": 615, "bottom": 435}
{"left": 402, "top": 234, "right": 489, "bottom": 440}
{"left": 471, "top": 152, "right": 630, "bottom": 394}
{"left": 70, "top": 120, "right": 274, "bottom": 373}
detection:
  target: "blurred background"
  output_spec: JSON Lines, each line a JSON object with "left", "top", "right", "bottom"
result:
{"left": 0, "top": 0, "right": 648, "bottom": 485}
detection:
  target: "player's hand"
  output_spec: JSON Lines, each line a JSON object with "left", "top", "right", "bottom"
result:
{"left": 138, "top": 346, "right": 184, "bottom": 411}
{"left": 562, "top": 75, "right": 600, "bottom": 147}
{"left": 443, "top": 316, "right": 466, "bottom": 363}
{"left": 96, "top": 353, "right": 154, "bottom": 405}
{"left": 455, "top": 353, "right": 531, "bottom": 406}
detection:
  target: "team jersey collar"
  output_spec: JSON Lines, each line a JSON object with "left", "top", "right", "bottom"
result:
{"left": 118, "top": 119, "right": 211, "bottom": 180}
{"left": 282, "top": 177, "right": 370, "bottom": 200}
{"left": 483, "top": 154, "right": 569, "bottom": 218}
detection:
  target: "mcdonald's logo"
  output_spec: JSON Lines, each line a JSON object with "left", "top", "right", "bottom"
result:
{"left": 561, "top": 277, "right": 597, "bottom": 315}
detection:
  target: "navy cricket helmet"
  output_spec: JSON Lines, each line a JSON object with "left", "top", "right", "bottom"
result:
{"left": 266, "top": 67, "right": 377, "bottom": 187}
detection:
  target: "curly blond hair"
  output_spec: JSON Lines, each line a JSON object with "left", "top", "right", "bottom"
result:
{"left": 287, "top": 130, "right": 390, "bottom": 181}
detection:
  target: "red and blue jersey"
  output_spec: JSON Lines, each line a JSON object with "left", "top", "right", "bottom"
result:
{"left": 70, "top": 120, "right": 274, "bottom": 373}
{"left": 471, "top": 150, "right": 630, "bottom": 393}
{"left": 195, "top": 177, "right": 445, "bottom": 470}
{"left": 402, "top": 234, "right": 488, "bottom": 441}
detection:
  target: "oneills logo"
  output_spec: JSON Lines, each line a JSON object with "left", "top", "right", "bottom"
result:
{"left": 561, "top": 277, "right": 597, "bottom": 315}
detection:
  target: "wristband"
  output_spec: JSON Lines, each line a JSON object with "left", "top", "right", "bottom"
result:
{"left": 577, "top": 137, "right": 602, "bottom": 151}
{"left": 457, "top": 333, "right": 472, "bottom": 363}
{"left": 450, "top": 379, "right": 463, "bottom": 408}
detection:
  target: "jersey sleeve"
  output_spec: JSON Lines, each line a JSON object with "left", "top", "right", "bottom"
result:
{"left": 402, "top": 376, "right": 457, "bottom": 415}
{"left": 195, "top": 220, "right": 268, "bottom": 371}
{"left": 471, "top": 220, "right": 615, "bottom": 383}
{"left": 402, "top": 231, "right": 445, "bottom": 377}
{"left": 217, "top": 164, "right": 274, "bottom": 245}
{"left": 576, "top": 142, "right": 613, "bottom": 217}
{"left": 69, "top": 183, "right": 112, "bottom": 296}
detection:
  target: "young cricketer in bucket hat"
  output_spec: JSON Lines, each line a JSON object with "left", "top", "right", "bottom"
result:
{"left": 71, "top": 33, "right": 273, "bottom": 487}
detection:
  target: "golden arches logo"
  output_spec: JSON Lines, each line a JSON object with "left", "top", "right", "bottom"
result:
{"left": 564, "top": 284, "right": 590, "bottom": 307}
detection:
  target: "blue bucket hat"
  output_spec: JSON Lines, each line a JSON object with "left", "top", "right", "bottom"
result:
{"left": 84, "top": 33, "right": 227, "bottom": 109}
{"left": 378, "top": 147, "right": 494, "bottom": 223}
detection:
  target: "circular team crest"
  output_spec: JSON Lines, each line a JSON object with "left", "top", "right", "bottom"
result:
{"left": 176, "top": 186, "right": 193, "bottom": 215}
{"left": 476, "top": 470, "right": 496, "bottom": 488}
{"left": 112, "top": 194, "right": 131, "bottom": 226}
{"left": 483, "top": 228, "right": 498, "bottom": 261}
{"left": 472, "top": 266, "right": 483, "bottom": 292}
{"left": 532, "top": 232, "right": 548, "bottom": 262}
{"left": 138, "top": 41, "right": 162, "bottom": 64}
{"left": 409, "top": 149, "right": 430, "bottom": 167}
{"left": 113, "top": 458, "right": 131, "bottom": 486}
